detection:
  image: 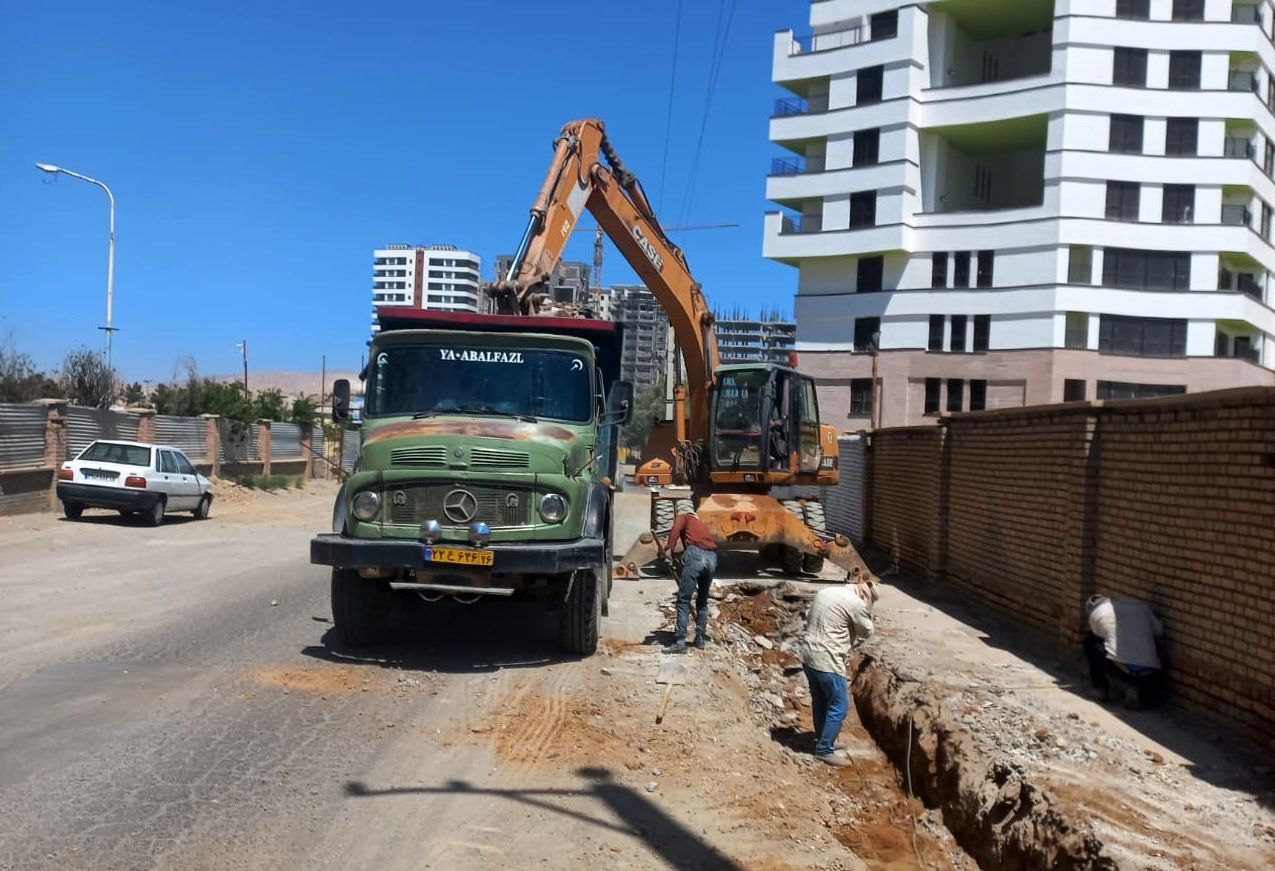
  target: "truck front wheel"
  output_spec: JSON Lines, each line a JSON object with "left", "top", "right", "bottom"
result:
{"left": 331, "top": 568, "right": 392, "bottom": 648}
{"left": 558, "top": 568, "right": 601, "bottom": 656}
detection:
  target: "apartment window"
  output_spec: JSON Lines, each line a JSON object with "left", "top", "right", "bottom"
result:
{"left": 1065, "top": 312, "right": 1089, "bottom": 349}
{"left": 1266, "top": 138, "right": 1274, "bottom": 176}
{"left": 928, "top": 315, "right": 945, "bottom": 351}
{"left": 973, "top": 315, "right": 991, "bottom": 351}
{"left": 950, "top": 315, "right": 968, "bottom": 352}
{"left": 850, "top": 379, "right": 874, "bottom": 415}
{"left": 849, "top": 191, "right": 877, "bottom": 228}
{"left": 1162, "top": 184, "right": 1194, "bottom": 223}
{"left": 976, "top": 250, "right": 994, "bottom": 288}
{"left": 1112, "top": 47, "right": 1148, "bottom": 87}
{"left": 857, "top": 65, "right": 884, "bottom": 105}
{"left": 1109, "top": 114, "right": 1144, "bottom": 154}
{"left": 953, "top": 251, "right": 971, "bottom": 287}
{"left": 1165, "top": 118, "right": 1199, "bottom": 156}
{"left": 1171, "top": 0, "right": 1204, "bottom": 21}
{"left": 1099, "top": 315, "right": 1188, "bottom": 357}
{"left": 857, "top": 255, "right": 884, "bottom": 292}
{"left": 853, "top": 129, "right": 881, "bottom": 167}
{"left": 870, "top": 10, "right": 899, "bottom": 41}
{"left": 924, "top": 378, "right": 941, "bottom": 414}
{"left": 1068, "top": 246, "right": 1094, "bottom": 284}
{"left": 1063, "top": 379, "right": 1087, "bottom": 402}
{"left": 969, "top": 380, "right": 987, "bottom": 412}
{"left": 946, "top": 379, "right": 965, "bottom": 413}
{"left": 1168, "top": 51, "right": 1202, "bottom": 89}
{"left": 1102, "top": 248, "right": 1191, "bottom": 290}
{"left": 1097, "top": 381, "right": 1186, "bottom": 400}
{"left": 853, "top": 317, "right": 880, "bottom": 352}
{"left": 1116, "top": 0, "right": 1150, "bottom": 18}
{"left": 1105, "top": 182, "right": 1141, "bottom": 221}
{"left": 1264, "top": 202, "right": 1273, "bottom": 239}
{"left": 931, "top": 252, "right": 948, "bottom": 288}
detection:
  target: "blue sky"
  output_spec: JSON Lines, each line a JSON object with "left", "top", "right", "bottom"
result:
{"left": 0, "top": 0, "right": 808, "bottom": 382}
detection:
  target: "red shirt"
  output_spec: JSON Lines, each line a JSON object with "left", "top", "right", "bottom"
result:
{"left": 665, "top": 513, "right": 717, "bottom": 551}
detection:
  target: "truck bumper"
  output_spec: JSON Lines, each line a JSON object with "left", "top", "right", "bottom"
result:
{"left": 310, "top": 533, "right": 606, "bottom": 576}
{"left": 57, "top": 482, "right": 157, "bottom": 511}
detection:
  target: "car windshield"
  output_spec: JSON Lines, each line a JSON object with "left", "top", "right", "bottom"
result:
{"left": 366, "top": 344, "right": 593, "bottom": 423}
{"left": 79, "top": 442, "right": 152, "bottom": 466}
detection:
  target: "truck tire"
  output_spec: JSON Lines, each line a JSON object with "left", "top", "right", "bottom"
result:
{"left": 802, "top": 502, "right": 827, "bottom": 575}
{"left": 559, "top": 568, "right": 601, "bottom": 656}
{"left": 780, "top": 499, "right": 806, "bottom": 576}
{"left": 331, "top": 568, "right": 391, "bottom": 648}
{"left": 145, "top": 497, "right": 166, "bottom": 528}
{"left": 63, "top": 502, "right": 84, "bottom": 520}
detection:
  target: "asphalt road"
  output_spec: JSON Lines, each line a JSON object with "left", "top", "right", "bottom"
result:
{"left": 0, "top": 483, "right": 738, "bottom": 871}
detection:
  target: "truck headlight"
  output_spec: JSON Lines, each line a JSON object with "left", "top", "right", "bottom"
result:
{"left": 539, "top": 493, "right": 567, "bottom": 523}
{"left": 352, "top": 490, "right": 381, "bottom": 521}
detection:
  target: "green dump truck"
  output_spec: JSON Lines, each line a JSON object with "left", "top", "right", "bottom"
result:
{"left": 310, "top": 308, "right": 632, "bottom": 655}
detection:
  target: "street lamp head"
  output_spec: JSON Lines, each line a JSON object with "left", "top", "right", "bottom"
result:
{"left": 35, "top": 163, "right": 61, "bottom": 174}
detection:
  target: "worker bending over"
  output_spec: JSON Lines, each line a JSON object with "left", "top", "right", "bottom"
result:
{"left": 799, "top": 569, "right": 877, "bottom": 766}
{"left": 660, "top": 503, "right": 719, "bottom": 654}
{"left": 1085, "top": 594, "right": 1164, "bottom": 709}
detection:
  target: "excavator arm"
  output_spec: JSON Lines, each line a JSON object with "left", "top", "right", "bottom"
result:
{"left": 490, "top": 119, "right": 719, "bottom": 443}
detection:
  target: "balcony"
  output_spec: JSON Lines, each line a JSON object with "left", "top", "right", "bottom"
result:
{"left": 1232, "top": 4, "right": 1263, "bottom": 24}
{"left": 773, "top": 97, "right": 806, "bottom": 118}
{"left": 779, "top": 214, "right": 822, "bottom": 235}
{"left": 770, "top": 157, "right": 804, "bottom": 176}
{"left": 1224, "top": 137, "right": 1257, "bottom": 160}
{"left": 1229, "top": 71, "right": 1259, "bottom": 93}
{"left": 1221, "top": 204, "right": 1253, "bottom": 226}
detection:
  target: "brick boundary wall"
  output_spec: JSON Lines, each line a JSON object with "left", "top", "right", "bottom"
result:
{"left": 866, "top": 387, "right": 1275, "bottom": 744}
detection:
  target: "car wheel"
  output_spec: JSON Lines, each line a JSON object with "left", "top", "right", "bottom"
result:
{"left": 193, "top": 495, "right": 211, "bottom": 520}
{"left": 146, "top": 497, "right": 166, "bottom": 527}
{"left": 63, "top": 502, "right": 84, "bottom": 520}
{"left": 331, "top": 568, "right": 391, "bottom": 647}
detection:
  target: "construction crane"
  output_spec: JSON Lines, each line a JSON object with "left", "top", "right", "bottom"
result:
{"left": 489, "top": 119, "right": 868, "bottom": 580}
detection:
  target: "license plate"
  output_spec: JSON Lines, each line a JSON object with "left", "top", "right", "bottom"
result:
{"left": 422, "top": 547, "right": 494, "bottom": 567}
{"left": 83, "top": 469, "right": 118, "bottom": 481}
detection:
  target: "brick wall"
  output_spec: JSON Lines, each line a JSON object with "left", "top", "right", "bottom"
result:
{"left": 869, "top": 426, "right": 943, "bottom": 577}
{"left": 866, "top": 387, "right": 1275, "bottom": 742}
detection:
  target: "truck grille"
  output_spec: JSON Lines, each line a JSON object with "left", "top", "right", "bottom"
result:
{"left": 385, "top": 483, "right": 533, "bottom": 528}
{"left": 471, "top": 447, "right": 531, "bottom": 470}
{"left": 391, "top": 446, "right": 447, "bottom": 467}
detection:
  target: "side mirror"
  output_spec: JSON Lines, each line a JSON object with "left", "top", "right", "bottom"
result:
{"left": 332, "top": 379, "right": 351, "bottom": 422}
{"left": 605, "top": 380, "right": 635, "bottom": 426}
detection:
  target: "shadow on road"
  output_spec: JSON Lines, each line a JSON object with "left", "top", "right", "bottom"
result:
{"left": 343, "top": 766, "right": 744, "bottom": 870}
{"left": 301, "top": 597, "right": 582, "bottom": 675}
{"left": 60, "top": 512, "right": 198, "bottom": 527}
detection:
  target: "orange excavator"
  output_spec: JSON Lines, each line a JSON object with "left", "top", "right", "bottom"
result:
{"left": 491, "top": 119, "right": 868, "bottom": 579}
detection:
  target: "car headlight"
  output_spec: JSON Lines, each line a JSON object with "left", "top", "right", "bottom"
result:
{"left": 352, "top": 490, "right": 381, "bottom": 521}
{"left": 539, "top": 493, "right": 568, "bottom": 523}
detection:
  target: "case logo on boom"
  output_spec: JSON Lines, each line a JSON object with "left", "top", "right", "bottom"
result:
{"left": 631, "top": 225, "right": 664, "bottom": 272}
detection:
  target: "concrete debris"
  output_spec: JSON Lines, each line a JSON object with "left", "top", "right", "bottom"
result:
{"left": 753, "top": 635, "right": 774, "bottom": 650}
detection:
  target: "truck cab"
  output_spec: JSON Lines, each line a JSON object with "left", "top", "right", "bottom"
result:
{"left": 310, "top": 309, "right": 632, "bottom": 655}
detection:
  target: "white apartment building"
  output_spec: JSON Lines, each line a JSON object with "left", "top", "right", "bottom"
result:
{"left": 371, "top": 244, "right": 482, "bottom": 333}
{"left": 765, "top": 0, "right": 1275, "bottom": 428}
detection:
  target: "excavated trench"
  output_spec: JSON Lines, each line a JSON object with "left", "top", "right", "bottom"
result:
{"left": 714, "top": 582, "right": 1121, "bottom": 871}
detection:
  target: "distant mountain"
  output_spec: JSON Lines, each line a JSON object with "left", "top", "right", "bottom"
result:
{"left": 209, "top": 370, "right": 361, "bottom": 398}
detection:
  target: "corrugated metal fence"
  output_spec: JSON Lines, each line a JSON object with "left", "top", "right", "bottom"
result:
{"left": 153, "top": 415, "right": 207, "bottom": 461}
{"left": 0, "top": 403, "right": 47, "bottom": 470}
{"left": 219, "top": 421, "right": 261, "bottom": 464}
{"left": 341, "top": 430, "right": 359, "bottom": 472}
{"left": 270, "top": 422, "right": 303, "bottom": 459}
{"left": 63, "top": 406, "right": 141, "bottom": 460}
{"left": 311, "top": 426, "right": 324, "bottom": 463}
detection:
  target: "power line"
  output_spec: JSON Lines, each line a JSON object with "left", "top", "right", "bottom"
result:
{"left": 655, "top": 0, "right": 684, "bottom": 216}
{"left": 674, "top": 0, "right": 737, "bottom": 237}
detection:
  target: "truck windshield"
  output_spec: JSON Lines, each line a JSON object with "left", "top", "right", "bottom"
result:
{"left": 367, "top": 344, "right": 593, "bottom": 423}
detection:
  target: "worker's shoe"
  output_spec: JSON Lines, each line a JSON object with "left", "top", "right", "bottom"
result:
{"left": 815, "top": 751, "right": 852, "bottom": 768}
{"left": 662, "top": 640, "right": 688, "bottom": 655}
{"left": 693, "top": 636, "right": 708, "bottom": 650}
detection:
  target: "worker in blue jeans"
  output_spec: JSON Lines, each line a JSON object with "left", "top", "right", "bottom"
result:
{"left": 799, "top": 570, "right": 877, "bottom": 766}
{"left": 659, "top": 503, "right": 719, "bottom": 654}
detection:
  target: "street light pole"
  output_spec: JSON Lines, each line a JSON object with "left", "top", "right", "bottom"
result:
{"left": 35, "top": 163, "right": 117, "bottom": 369}
{"left": 237, "top": 340, "right": 249, "bottom": 397}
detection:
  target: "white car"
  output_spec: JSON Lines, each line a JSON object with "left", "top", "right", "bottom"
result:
{"left": 56, "top": 440, "right": 213, "bottom": 526}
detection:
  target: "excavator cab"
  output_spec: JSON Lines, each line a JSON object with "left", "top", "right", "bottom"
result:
{"left": 708, "top": 364, "right": 821, "bottom": 484}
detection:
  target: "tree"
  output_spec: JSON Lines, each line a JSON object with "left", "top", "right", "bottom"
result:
{"left": 0, "top": 338, "right": 61, "bottom": 402}
{"left": 123, "top": 382, "right": 147, "bottom": 406}
{"left": 61, "top": 348, "right": 117, "bottom": 408}
{"left": 621, "top": 378, "right": 667, "bottom": 452}
{"left": 290, "top": 393, "right": 320, "bottom": 426}
{"left": 252, "top": 388, "right": 287, "bottom": 422}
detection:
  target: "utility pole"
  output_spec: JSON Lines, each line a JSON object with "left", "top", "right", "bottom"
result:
{"left": 320, "top": 355, "right": 326, "bottom": 408}
{"left": 237, "top": 340, "right": 249, "bottom": 397}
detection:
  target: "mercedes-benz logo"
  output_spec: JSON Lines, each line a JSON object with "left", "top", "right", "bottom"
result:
{"left": 443, "top": 488, "right": 479, "bottom": 523}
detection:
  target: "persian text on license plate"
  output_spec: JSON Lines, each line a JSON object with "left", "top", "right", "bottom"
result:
{"left": 422, "top": 547, "right": 494, "bottom": 567}
{"left": 84, "top": 469, "right": 118, "bottom": 480}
